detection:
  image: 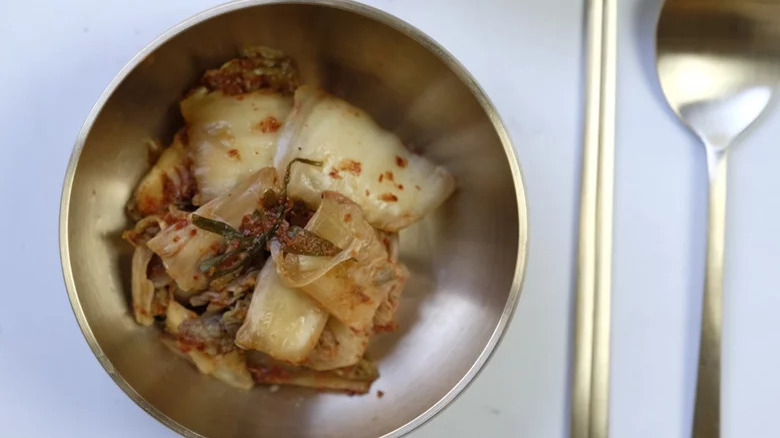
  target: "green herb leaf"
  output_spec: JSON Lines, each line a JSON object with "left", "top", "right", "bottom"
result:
{"left": 282, "top": 158, "right": 323, "bottom": 198}
{"left": 192, "top": 157, "right": 324, "bottom": 280}
{"left": 199, "top": 251, "right": 234, "bottom": 273}
{"left": 192, "top": 215, "right": 243, "bottom": 239}
{"left": 272, "top": 157, "right": 324, "bottom": 236}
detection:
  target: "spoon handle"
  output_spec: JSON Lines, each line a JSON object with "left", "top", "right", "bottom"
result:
{"left": 692, "top": 147, "right": 727, "bottom": 438}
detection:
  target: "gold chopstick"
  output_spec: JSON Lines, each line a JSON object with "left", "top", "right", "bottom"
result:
{"left": 572, "top": 0, "right": 617, "bottom": 437}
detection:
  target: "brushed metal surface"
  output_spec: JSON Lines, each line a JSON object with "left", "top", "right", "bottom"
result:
{"left": 656, "top": 1, "right": 779, "bottom": 436}
{"left": 572, "top": 0, "right": 616, "bottom": 437}
{"left": 59, "top": 1, "right": 528, "bottom": 437}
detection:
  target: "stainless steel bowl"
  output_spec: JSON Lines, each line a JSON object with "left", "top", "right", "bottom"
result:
{"left": 59, "top": 1, "right": 528, "bottom": 437}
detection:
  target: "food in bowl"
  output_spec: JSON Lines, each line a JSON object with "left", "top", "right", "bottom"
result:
{"left": 123, "top": 47, "right": 455, "bottom": 394}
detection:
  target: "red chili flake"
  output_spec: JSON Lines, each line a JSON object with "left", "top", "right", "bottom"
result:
{"left": 373, "top": 322, "right": 399, "bottom": 333}
{"left": 344, "top": 213, "right": 352, "bottom": 223}
{"left": 189, "top": 229, "right": 197, "bottom": 236}
{"left": 329, "top": 168, "right": 342, "bottom": 179}
{"left": 385, "top": 171, "right": 395, "bottom": 181}
{"left": 357, "top": 289, "right": 372, "bottom": 303}
{"left": 248, "top": 365, "right": 293, "bottom": 383}
{"left": 172, "top": 235, "right": 180, "bottom": 243}
{"left": 227, "top": 149, "right": 241, "bottom": 159}
{"left": 377, "top": 390, "right": 385, "bottom": 398}
{"left": 160, "top": 174, "right": 176, "bottom": 205}
{"left": 397, "top": 184, "right": 404, "bottom": 190}
{"left": 254, "top": 116, "right": 282, "bottom": 133}
{"left": 395, "top": 156, "right": 408, "bottom": 168}
{"left": 137, "top": 195, "right": 158, "bottom": 215}
{"left": 178, "top": 127, "right": 189, "bottom": 146}
{"left": 337, "top": 159, "right": 362, "bottom": 175}
{"left": 378, "top": 174, "right": 384, "bottom": 183}
{"left": 365, "top": 189, "right": 370, "bottom": 196}
{"left": 167, "top": 211, "right": 189, "bottom": 228}
{"left": 379, "top": 193, "right": 398, "bottom": 202}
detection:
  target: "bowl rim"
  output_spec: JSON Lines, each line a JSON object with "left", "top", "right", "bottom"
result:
{"left": 59, "top": 1, "right": 529, "bottom": 437}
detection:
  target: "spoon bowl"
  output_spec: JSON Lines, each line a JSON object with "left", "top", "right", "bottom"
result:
{"left": 657, "top": 0, "right": 778, "bottom": 149}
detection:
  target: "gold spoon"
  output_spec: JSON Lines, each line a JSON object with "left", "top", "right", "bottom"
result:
{"left": 656, "top": 0, "right": 779, "bottom": 436}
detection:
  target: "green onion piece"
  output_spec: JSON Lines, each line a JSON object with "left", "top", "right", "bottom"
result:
{"left": 193, "top": 157, "right": 323, "bottom": 279}
{"left": 191, "top": 215, "right": 243, "bottom": 239}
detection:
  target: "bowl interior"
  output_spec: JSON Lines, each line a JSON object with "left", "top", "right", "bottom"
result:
{"left": 62, "top": 2, "right": 526, "bottom": 437}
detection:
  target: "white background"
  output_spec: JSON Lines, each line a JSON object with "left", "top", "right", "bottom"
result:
{"left": 1, "top": 0, "right": 779, "bottom": 437}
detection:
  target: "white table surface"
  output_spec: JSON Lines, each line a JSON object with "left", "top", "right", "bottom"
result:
{"left": 2, "top": 0, "right": 779, "bottom": 437}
